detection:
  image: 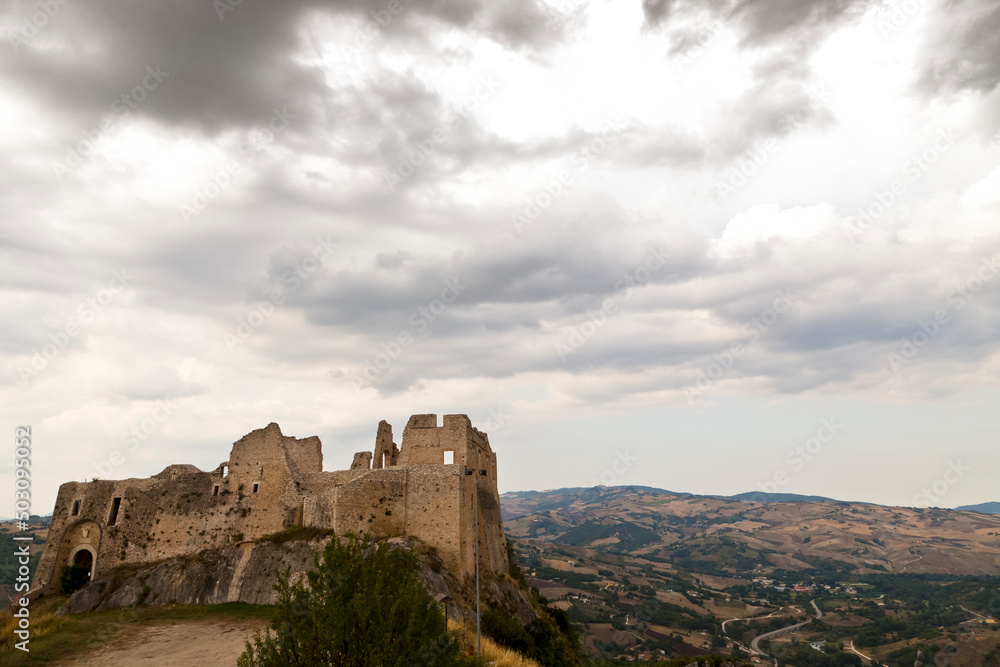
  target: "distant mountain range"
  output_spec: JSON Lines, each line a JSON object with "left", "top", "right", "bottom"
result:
{"left": 505, "top": 486, "right": 996, "bottom": 512}
{"left": 956, "top": 501, "right": 1000, "bottom": 515}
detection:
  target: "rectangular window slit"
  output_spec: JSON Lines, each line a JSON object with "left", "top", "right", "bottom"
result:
{"left": 72, "top": 500, "right": 81, "bottom": 516}
{"left": 108, "top": 497, "right": 122, "bottom": 526}
{"left": 252, "top": 483, "right": 259, "bottom": 493}
{"left": 443, "top": 450, "right": 454, "bottom": 465}
{"left": 213, "top": 485, "right": 219, "bottom": 496}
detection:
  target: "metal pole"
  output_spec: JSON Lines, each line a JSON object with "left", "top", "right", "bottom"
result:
{"left": 475, "top": 446, "right": 481, "bottom": 657}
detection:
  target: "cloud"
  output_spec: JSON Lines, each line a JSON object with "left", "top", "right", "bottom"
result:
{"left": 644, "top": 0, "right": 873, "bottom": 43}
{"left": 0, "top": 0, "right": 566, "bottom": 136}
{"left": 916, "top": 0, "right": 1000, "bottom": 96}
{"left": 642, "top": 0, "right": 680, "bottom": 28}
{"left": 2, "top": 0, "right": 1000, "bottom": 512}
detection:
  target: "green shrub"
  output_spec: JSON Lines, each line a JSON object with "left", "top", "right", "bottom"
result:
{"left": 238, "top": 534, "right": 468, "bottom": 667}
{"left": 59, "top": 565, "right": 91, "bottom": 596}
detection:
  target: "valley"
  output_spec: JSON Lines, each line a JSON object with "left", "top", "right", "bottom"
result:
{"left": 502, "top": 487, "right": 1000, "bottom": 665}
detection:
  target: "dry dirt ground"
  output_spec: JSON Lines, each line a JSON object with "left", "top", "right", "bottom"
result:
{"left": 57, "top": 618, "right": 269, "bottom": 666}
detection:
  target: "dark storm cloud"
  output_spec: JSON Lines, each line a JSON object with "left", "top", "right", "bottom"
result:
{"left": 644, "top": 0, "right": 872, "bottom": 42}
{"left": 917, "top": 0, "right": 1000, "bottom": 95}
{"left": 1, "top": 0, "right": 564, "bottom": 135}
{"left": 642, "top": 0, "right": 680, "bottom": 28}
{"left": 641, "top": 0, "right": 865, "bottom": 163}
{"left": 729, "top": 0, "right": 869, "bottom": 47}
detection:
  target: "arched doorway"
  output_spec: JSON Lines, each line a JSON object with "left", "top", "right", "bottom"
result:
{"left": 61, "top": 546, "right": 95, "bottom": 595}
{"left": 72, "top": 548, "right": 94, "bottom": 578}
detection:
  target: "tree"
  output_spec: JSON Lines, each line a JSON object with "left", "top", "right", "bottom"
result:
{"left": 238, "top": 534, "right": 467, "bottom": 667}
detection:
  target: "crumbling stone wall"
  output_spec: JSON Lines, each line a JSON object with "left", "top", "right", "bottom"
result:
{"left": 372, "top": 420, "right": 399, "bottom": 469}
{"left": 350, "top": 452, "right": 372, "bottom": 470}
{"left": 32, "top": 414, "right": 509, "bottom": 596}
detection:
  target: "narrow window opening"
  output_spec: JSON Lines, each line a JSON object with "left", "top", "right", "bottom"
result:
{"left": 252, "top": 483, "right": 259, "bottom": 493}
{"left": 437, "top": 414, "right": 443, "bottom": 427}
{"left": 108, "top": 497, "right": 122, "bottom": 526}
{"left": 222, "top": 465, "right": 229, "bottom": 478}
{"left": 72, "top": 500, "right": 81, "bottom": 516}
{"left": 443, "top": 450, "right": 454, "bottom": 465}
{"left": 213, "top": 485, "right": 220, "bottom": 496}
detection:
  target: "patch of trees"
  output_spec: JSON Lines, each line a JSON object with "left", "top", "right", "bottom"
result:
{"left": 555, "top": 520, "right": 659, "bottom": 552}
{"left": 534, "top": 565, "right": 599, "bottom": 590}
{"left": 774, "top": 643, "right": 863, "bottom": 666}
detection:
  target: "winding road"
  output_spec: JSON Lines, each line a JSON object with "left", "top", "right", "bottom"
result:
{"left": 749, "top": 599, "right": 823, "bottom": 658}
{"left": 721, "top": 607, "right": 787, "bottom": 655}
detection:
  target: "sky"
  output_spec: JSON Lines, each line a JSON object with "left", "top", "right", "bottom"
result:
{"left": 2, "top": 0, "right": 999, "bottom": 515}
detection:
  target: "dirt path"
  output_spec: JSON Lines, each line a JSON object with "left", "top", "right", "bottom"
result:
{"left": 847, "top": 640, "right": 873, "bottom": 663}
{"left": 59, "top": 618, "right": 269, "bottom": 666}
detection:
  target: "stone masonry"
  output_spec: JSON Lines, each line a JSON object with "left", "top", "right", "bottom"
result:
{"left": 32, "top": 414, "right": 508, "bottom": 596}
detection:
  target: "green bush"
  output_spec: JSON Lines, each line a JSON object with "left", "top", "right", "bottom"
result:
{"left": 238, "top": 534, "right": 467, "bottom": 667}
{"left": 59, "top": 564, "right": 91, "bottom": 596}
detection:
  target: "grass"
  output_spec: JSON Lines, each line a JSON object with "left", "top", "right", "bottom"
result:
{"left": 0, "top": 597, "right": 275, "bottom": 665}
{"left": 448, "top": 619, "right": 542, "bottom": 667}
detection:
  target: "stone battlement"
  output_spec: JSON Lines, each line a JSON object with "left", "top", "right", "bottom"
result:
{"left": 32, "top": 414, "right": 508, "bottom": 596}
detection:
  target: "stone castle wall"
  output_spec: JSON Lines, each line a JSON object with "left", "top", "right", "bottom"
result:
{"left": 32, "top": 414, "right": 509, "bottom": 596}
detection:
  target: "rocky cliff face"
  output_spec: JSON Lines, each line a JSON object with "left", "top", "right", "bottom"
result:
{"left": 57, "top": 535, "right": 537, "bottom": 626}
{"left": 59, "top": 538, "right": 325, "bottom": 614}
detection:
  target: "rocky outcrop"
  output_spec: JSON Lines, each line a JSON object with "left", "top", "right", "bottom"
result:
{"left": 59, "top": 538, "right": 325, "bottom": 614}
{"left": 57, "top": 535, "right": 539, "bottom": 627}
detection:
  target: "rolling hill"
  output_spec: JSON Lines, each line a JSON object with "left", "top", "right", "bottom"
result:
{"left": 724, "top": 492, "right": 840, "bottom": 503}
{"left": 502, "top": 486, "right": 1000, "bottom": 577}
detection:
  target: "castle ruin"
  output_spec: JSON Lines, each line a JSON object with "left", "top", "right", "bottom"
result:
{"left": 32, "top": 414, "right": 508, "bottom": 596}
